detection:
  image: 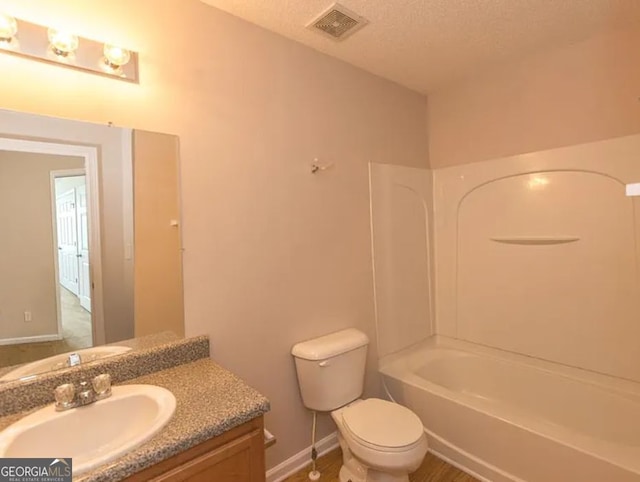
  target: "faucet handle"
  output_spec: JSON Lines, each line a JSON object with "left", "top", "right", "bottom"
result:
{"left": 92, "top": 374, "right": 112, "bottom": 399}
{"left": 54, "top": 383, "right": 76, "bottom": 411}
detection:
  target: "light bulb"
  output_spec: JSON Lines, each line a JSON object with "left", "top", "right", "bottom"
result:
{"left": 48, "top": 28, "right": 79, "bottom": 57}
{"left": 103, "top": 44, "right": 131, "bottom": 69}
{"left": 0, "top": 14, "right": 17, "bottom": 42}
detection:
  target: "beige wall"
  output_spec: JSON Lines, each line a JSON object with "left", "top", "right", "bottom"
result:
{"left": 0, "top": 151, "right": 83, "bottom": 340}
{"left": 428, "top": 28, "right": 640, "bottom": 168}
{"left": 0, "top": 0, "right": 428, "bottom": 467}
{"left": 133, "top": 130, "right": 184, "bottom": 338}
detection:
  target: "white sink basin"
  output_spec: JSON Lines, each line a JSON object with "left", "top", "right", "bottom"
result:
{"left": 0, "top": 384, "right": 176, "bottom": 476}
{"left": 0, "top": 345, "right": 133, "bottom": 382}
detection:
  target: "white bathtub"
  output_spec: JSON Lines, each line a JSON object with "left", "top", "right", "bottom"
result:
{"left": 379, "top": 337, "right": 640, "bottom": 482}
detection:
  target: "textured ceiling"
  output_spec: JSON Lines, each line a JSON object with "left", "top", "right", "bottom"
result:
{"left": 199, "top": 0, "right": 640, "bottom": 93}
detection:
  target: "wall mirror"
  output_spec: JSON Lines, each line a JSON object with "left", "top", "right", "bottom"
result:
{"left": 0, "top": 108, "right": 184, "bottom": 382}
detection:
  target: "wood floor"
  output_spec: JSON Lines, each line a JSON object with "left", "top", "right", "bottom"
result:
{"left": 285, "top": 448, "right": 478, "bottom": 482}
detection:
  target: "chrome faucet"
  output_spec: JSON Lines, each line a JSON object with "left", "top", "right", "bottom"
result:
{"left": 66, "top": 352, "right": 82, "bottom": 367}
{"left": 54, "top": 374, "right": 112, "bottom": 411}
{"left": 76, "top": 381, "right": 96, "bottom": 406}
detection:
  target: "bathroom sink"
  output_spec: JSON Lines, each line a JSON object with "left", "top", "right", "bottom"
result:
{"left": 0, "top": 345, "right": 132, "bottom": 382}
{"left": 0, "top": 384, "right": 176, "bottom": 476}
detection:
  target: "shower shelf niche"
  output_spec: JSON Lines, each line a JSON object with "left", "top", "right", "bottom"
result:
{"left": 489, "top": 236, "right": 580, "bottom": 245}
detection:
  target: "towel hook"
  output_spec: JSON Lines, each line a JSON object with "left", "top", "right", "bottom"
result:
{"left": 311, "top": 158, "right": 334, "bottom": 174}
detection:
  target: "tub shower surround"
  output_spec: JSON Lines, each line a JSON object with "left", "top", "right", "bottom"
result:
{"left": 369, "top": 134, "right": 640, "bottom": 482}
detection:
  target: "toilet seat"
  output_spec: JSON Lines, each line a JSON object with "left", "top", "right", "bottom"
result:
{"left": 341, "top": 398, "right": 424, "bottom": 452}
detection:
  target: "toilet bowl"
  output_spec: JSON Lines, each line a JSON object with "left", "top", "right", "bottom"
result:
{"left": 291, "top": 329, "right": 428, "bottom": 481}
{"left": 331, "top": 398, "right": 428, "bottom": 482}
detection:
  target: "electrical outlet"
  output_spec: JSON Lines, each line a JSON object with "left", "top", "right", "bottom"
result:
{"left": 24, "top": 311, "right": 32, "bottom": 322}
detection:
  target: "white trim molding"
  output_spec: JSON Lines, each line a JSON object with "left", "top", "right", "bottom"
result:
{"left": 266, "top": 432, "right": 339, "bottom": 482}
{"left": 0, "top": 334, "right": 63, "bottom": 346}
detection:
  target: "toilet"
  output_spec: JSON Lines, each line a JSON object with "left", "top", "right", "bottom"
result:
{"left": 292, "top": 328, "right": 428, "bottom": 482}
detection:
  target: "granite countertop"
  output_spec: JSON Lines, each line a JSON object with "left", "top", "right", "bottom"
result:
{"left": 0, "top": 358, "right": 270, "bottom": 482}
{"left": 0, "top": 331, "right": 180, "bottom": 380}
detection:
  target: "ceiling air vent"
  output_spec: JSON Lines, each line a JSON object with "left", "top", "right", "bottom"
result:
{"left": 307, "top": 3, "right": 368, "bottom": 41}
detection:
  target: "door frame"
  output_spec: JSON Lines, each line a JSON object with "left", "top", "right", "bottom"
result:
{"left": 0, "top": 137, "right": 105, "bottom": 345}
{"left": 50, "top": 168, "right": 87, "bottom": 340}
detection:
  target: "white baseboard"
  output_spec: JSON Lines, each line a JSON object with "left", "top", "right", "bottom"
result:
{"left": 266, "top": 432, "right": 340, "bottom": 482}
{"left": 0, "top": 334, "right": 63, "bottom": 346}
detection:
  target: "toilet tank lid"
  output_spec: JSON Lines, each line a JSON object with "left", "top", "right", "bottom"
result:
{"left": 291, "top": 329, "right": 369, "bottom": 360}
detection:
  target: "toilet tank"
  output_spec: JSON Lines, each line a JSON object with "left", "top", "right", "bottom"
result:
{"left": 291, "top": 328, "right": 369, "bottom": 411}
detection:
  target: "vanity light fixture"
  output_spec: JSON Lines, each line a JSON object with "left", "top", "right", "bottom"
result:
{"left": 0, "top": 15, "right": 138, "bottom": 83}
{"left": 0, "top": 13, "right": 17, "bottom": 43}
{"left": 47, "top": 28, "right": 79, "bottom": 57}
{"left": 103, "top": 44, "right": 131, "bottom": 72}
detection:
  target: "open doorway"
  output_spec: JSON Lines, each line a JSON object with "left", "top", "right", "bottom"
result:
{"left": 0, "top": 138, "right": 104, "bottom": 368}
{"left": 52, "top": 170, "right": 92, "bottom": 351}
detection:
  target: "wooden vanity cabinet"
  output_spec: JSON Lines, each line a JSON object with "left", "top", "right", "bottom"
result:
{"left": 124, "top": 416, "right": 266, "bottom": 482}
